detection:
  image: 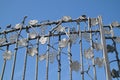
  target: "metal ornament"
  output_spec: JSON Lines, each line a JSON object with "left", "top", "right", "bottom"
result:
{"left": 79, "top": 15, "right": 87, "bottom": 20}
{"left": 39, "top": 54, "right": 47, "bottom": 61}
{"left": 55, "top": 25, "right": 65, "bottom": 33}
{"left": 29, "top": 20, "right": 38, "bottom": 25}
{"left": 69, "top": 27, "right": 78, "bottom": 44}
{"left": 62, "top": 16, "right": 72, "bottom": 22}
{"left": 90, "top": 18, "right": 99, "bottom": 26}
{"left": 9, "top": 34, "right": 17, "bottom": 43}
{"left": 104, "top": 29, "right": 111, "bottom": 35}
{"left": 18, "top": 39, "right": 27, "bottom": 46}
{"left": 84, "top": 48, "right": 94, "bottom": 59}
{"left": 111, "top": 21, "right": 120, "bottom": 27}
{"left": 49, "top": 51, "right": 57, "bottom": 63}
{"left": 107, "top": 45, "right": 115, "bottom": 53}
{"left": 39, "top": 36, "right": 48, "bottom": 44}
{"left": 95, "top": 57, "right": 104, "bottom": 67}
{"left": 82, "top": 32, "right": 90, "bottom": 42}
{"left": 39, "top": 52, "right": 56, "bottom": 63}
{"left": 29, "top": 32, "right": 37, "bottom": 39}
{"left": 59, "top": 38, "right": 68, "bottom": 48}
{"left": 3, "top": 50, "right": 12, "bottom": 60}
{"left": 114, "top": 37, "right": 120, "bottom": 43}
{"left": 28, "top": 47, "right": 37, "bottom": 56}
{"left": 70, "top": 61, "right": 81, "bottom": 72}
{"left": 14, "top": 23, "right": 22, "bottom": 29}
{"left": 111, "top": 69, "right": 119, "bottom": 78}
{"left": 93, "top": 42, "right": 103, "bottom": 51}
{"left": 0, "top": 37, "right": 6, "bottom": 45}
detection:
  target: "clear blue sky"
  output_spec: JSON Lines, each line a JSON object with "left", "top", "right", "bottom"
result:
{"left": 0, "top": 0, "right": 120, "bottom": 80}
{"left": 0, "top": 0, "right": 120, "bottom": 27}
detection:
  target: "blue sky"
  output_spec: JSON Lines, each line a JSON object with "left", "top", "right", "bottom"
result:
{"left": 0, "top": 0, "right": 120, "bottom": 27}
{"left": 0, "top": 0, "right": 120, "bottom": 80}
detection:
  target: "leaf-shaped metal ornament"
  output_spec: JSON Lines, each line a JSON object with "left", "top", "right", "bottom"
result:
{"left": 62, "top": 16, "right": 72, "bottom": 22}
{"left": 82, "top": 32, "right": 90, "bottom": 42}
{"left": 59, "top": 38, "right": 68, "bottom": 48}
{"left": 9, "top": 34, "right": 18, "bottom": 43}
{"left": 49, "top": 51, "right": 57, "bottom": 63}
{"left": 18, "top": 39, "right": 27, "bottom": 46}
{"left": 79, "top": 15, "right": 87, "bottom": 20}
{"left": 95, "top": 57, "right": 104, "bottom": 67}
{"left": 90, "top": 18, "right": 99, "bottom": 26}
{"left": 71, "top": 61, "right": 81, "bottom": 72}
{"left": 3, "top": 50, "right": 12, "bottom": 60}
{"left": 104, "top": 29, "right": 114, "bottom": 36}
{"left": 39, "top": 36, "right": 48, "bottom": 44}
{"left": 39, "top": 54, "right": 47, "bottom": 61}
{"left": 55, "top": 25, "right": 65, "bottom": 33}
{"left": 28, "top": 47, "right": 37, "bottom": 56}
{"left": 107, "top": 45, "right": 115, "bottom": 53}
{"left": 70, "top": 34, "right": 78, "bottom": 44}
{"left": 69, "top": 27, "right": 78, "bottom": 44}
{"left": 111, "top": 21, "right": 120, "bottom": 27}
{"left": 93, "top": 42, "right": 102, "bottom": 51}
{"left": 29, "top": 32, "right": 37, "bottom": 39}
{"left": 40, "top": 26, "right": 46, "bottom": 35}
{"left": 114, "top": 37, "right": 120, "bottom": 43}
{"left": 84, "top": 48, "right": 93, "bottom": 59}
{"left": 104, "top": 29, "right": 111, "bottom": 35}
{"left": 111, "top": 69, "right": 119, "bottom": 78}
{"left": 14, "top": 23, "right": 22, "bottom": 29}
{"left": 110, "top": 29, "right": 114, "bottom": 37}
{"left": 0, "top": 37, "right": 6, "bottom": 45}
{"left": 29, "top": 20, "right": 38, "bottom": 25}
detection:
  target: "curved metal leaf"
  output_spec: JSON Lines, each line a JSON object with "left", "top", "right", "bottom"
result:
{"left": 62, "top": 16, "right": 72, "bottom": 22}
{"left": 3, "top": 50, "right": 12, "bottom": 60}
{"left": 28, "top": 47, "right": 37, "bottom": 56}
{"left": 111, "top": 21, "right": 120, "bottom": 27}
{"left": 95, "top": 57, "right": 104, "bottom": 67}
{"left": 93, "top": 42, "right": 102, "bottom": 51}
{"left": 55, "top": 25, "right": 65, "bottom": 33}
{"left": 59, "top": 38, "right": 68, "bottom": 48}
{"left": 18, "top": 39, "right": 27, "bottom": 46}
{"left": 84, "top": 48, "right": 93, "bottom": 59}
{"left": 70, "top": 27, "right": 78, "bottom": 44}
{"left": 90, "top": 18, "right": 99, "bottom": 26}
{"left": 29, "top": 32, "right": 37, "bottom": 39}
{"left": 39, "top": 36, "right": 48, "bottom": 44}
{"left": 107, "top": 44, "right": 115, "bottom": 53}
{"left": 71, "top": 61, "right": 81, "bottom": 72}
{"left": 29, "top": 20, "right": 38, "bottom": 25}
{"left": 14, "top": 23, "right": 22, "bottom": 29}
{"left": 0, "top": 37, "right": 6, "bottom": 45}
{"left": 82, "top": 32, "right": 90, "bottom": 42}
{"left": 114, "top": 37, "right": 120, "bottom": 43}
{"left": 9, "top": 34, "right": 17, "bottom": 43}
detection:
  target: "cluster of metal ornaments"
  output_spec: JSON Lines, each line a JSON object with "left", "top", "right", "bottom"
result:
{"left": 0, "top": 15, "right": 120, "bottom": 80}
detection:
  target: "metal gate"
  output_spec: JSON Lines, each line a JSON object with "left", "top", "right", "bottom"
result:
{"left": 0, "top": 15, "right": 120, "bottom": 80}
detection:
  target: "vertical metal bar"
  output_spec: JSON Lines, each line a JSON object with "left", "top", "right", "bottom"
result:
{"left": 58, "top": 34, "right": 61, "bottom": 80}
{"left": 0, "top": 59, "right": 6, "bottom": 80}
{"left": 46, "top": 32, "right": 50, "bottom": 80}
{"left": 0, "top": 32, "right": 9, "bottom": 80}
{"left": 98, "top": 16, "right": 112, "bottom": 80}
{"left": 11, "top": 28, "right": 22, "bottom": 80}
{"left": 88, "top": 18, "right": 97, "bottom": 80}
{"left": 68, "top": 29, "right": 72, "bottom": 80}
{"left": 35, "top": 35, "right": 39, "bottom": 80}
{"left": 22, "top": 50, "right": 28, "bottom": 80}
{"left": 22, "top": 28, "right": 29, "bottom": 80}
{"left": 77, "top": 22, "right": 84, "bottom": 80}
